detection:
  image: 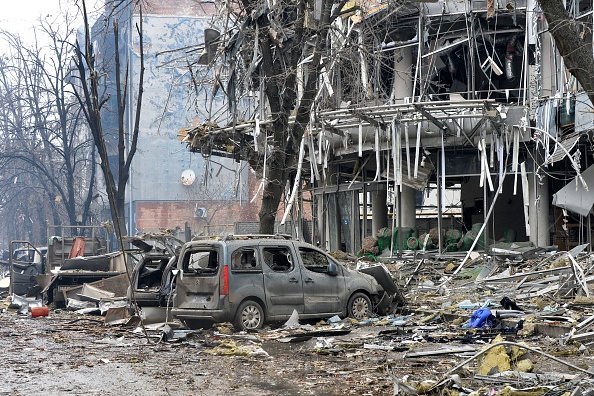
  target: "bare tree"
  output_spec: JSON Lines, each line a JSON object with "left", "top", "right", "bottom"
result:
{"left": 0, "top": 13, "right": 98, "bottom": 242}
{"left": 185, "top": 0, "right": 361, "bottom": 234}
{"left": 71, "top": 0, "right": 145, "bottom": 243}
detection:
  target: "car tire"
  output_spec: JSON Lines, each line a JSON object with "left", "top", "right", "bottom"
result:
{"left": 347, "top": 292, "right": 371, "bottom": 320}
{"left": 233, "top": 300, "right": 264, "bottom": 331}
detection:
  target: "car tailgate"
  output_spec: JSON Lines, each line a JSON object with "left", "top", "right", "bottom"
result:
{"left": 174, "top": 272, "right": 222, "bottom": 309}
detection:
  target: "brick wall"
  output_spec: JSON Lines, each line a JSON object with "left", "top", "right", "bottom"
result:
{"left": 135, "top": 171, "right": 315, "bottom": 236}
{"left": 135, "top": 168, "right": 262, "bottom": 235}
{"left": 135, "top": 199, "right": 260, "bottom": 234}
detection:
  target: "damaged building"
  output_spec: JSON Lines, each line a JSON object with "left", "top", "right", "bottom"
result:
{"left": 89, "top": 0, "right": 262, "bottom": 240}
{"left": 183, "top": 0, "right": 594, "bottom": 255}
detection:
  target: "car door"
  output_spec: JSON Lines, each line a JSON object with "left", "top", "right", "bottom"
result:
{"left": 131, "top": 254, "right": 172, "bottom": 307}
{"left": 299, "top": 246, "right": 346, "bottom": 314}
{"left": 173, "top": 244, "right": 222, "bottom": 310}
{"left": 260, "top": 243, "right": 304, "bottom": 316}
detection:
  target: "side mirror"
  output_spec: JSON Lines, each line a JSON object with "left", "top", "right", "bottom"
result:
{"left": 327, "top": 262, "right": 338, "bottom": 276}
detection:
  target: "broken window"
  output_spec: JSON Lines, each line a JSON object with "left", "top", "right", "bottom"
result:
{"left": 262, "top": 247, "right": 293, "bottom": 273}
{"left": 299, "top": 247, "right": 336, "bottom": 274}
{"left": 137, "top": 258, "right": 170, "bottom": 289}
{"left": 231, "top": 248, "right": 261, "bottom": 272}
{"left": 183, "top": 249, "right": 219, "bottom": 275}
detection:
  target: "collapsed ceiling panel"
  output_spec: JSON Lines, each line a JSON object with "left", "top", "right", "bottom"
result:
{"left": 381, "top": 159, "right": 434, "bottom": 190}
{"left": 552, "top": 164, "right": 594, "bottom": 217}
{"left": 544, "top": 133, "right": 581, "bottom": 166}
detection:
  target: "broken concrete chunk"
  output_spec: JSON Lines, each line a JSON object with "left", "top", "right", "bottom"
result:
{"left": 515, "top": 357, "right": 534, "bottom": 373}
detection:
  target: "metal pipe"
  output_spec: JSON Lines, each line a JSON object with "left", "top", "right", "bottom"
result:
{"left": 422, "top": 37, "right": 469, "bottom": 58}
{"left": 397, "top": 185, "right": 402, "bottom": 257}
{"left": 439, "top": 341, "right": 594, "bottom": 383}
{"left": 484, "top": 166, "right": 489, "bottom": 251}
{"left": 505, "top": 34, "right": 518, "bottom": 81}
{"left": 437, "top": 149, "right": 443, "bottom": 255}
{"left": 320, "top": 99, "right": 496, "bottom": 116}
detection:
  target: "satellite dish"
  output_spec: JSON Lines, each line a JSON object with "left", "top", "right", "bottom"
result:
{"left": 181, "top": 169, "right": 196, "bottom": 186}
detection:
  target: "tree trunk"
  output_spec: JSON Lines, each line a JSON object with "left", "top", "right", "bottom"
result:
{"left": 255, "top": 0, "right": 337, "bottom": 235}
{"left": 258, "top": 162, "right": 288, "bottom": 234}
{"left": 539, "top": 0, "right": 594, "bottom": 104}
{"left": 72, "top": 1, "right": 144, "bottom": 245}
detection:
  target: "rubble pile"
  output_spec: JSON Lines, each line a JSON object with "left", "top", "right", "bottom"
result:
{"left": 4, "top": 240, "right": 594, "bottom": 394}
{"left": 376, "top": 242, "right": 594, "bottom": 394}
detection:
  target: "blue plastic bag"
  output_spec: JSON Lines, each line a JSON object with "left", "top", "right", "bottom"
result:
{"left": 465, "top": 308, "right": 494, "bottom": 328}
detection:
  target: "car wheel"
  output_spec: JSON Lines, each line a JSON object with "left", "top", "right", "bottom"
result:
{"left": 347, "top": 292, "right": 371, "bottom": 320}
{"left": 233, "top": 300, "right": 264, "bottom": 331}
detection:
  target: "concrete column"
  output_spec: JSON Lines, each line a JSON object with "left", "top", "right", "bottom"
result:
{"left": 372, "top": 189, "right": 388, "bottom": 236}
{"left": 400, "top": 185, "right": 417, "bottom": 231}
{"left": 326, "top": 193, "right": 341, "bottom": 252}
{"left": 391, "top": 47, "right": 413, "bottom": 101}
{"left": 316, "top": 193, "right": 325, "bottom": 248}
{"left": 529, "top": 174, "right": 550, "bottom": 247}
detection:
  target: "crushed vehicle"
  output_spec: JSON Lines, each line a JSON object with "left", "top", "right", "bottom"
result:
{"left": 38, "top": 233, "right": 118, "bottom": 305}
{"left": 9, "top": 241, "right": 47, "bottom": 296}
{"left": 127, "top": 233, "right": 183, "bottom": 310}
{"left": 136, "top": 234, "right": 405, "bottom": 330}
{"left": 39, "top": 232, "right": 184, "bottom": 307}
{"left": 7, "top": 225, "right": 113, "bottom": 300}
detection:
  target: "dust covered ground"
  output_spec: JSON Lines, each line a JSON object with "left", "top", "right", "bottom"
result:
{"left": 0, "top": 308, "right": 397, "bottom": 396}
{"left": 1, "top": 302, "right": 593, "bottom": 396}
{"left": 5, "top": 249, "right": 594, "bottom": 395}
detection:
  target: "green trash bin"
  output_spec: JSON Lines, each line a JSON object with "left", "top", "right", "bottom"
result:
{"left": 376, "top": 227, "right": 392, "bottom": 253}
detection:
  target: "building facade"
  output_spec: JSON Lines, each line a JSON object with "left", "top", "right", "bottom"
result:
{"left": 183, "top": 0, "right": 593, "bottom": 253}
{"left": 94, "top": 0, "right": 261, "bottom": 239}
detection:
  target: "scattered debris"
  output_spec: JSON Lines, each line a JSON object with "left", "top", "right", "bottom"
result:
{"left": 6, "top": 234, "right": 594, "bottom": 395}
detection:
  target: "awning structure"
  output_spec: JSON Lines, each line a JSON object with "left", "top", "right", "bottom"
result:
{"left": 552, "top": 164, "right": 594, "bottom": 217}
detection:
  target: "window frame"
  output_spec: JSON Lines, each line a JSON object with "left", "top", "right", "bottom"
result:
{"left": 182, "top": 248, "right": 219, "bottom": 276}
{"left": 231, "top": 247, "right": 262, "bottom": 273}
{"left": 262, "top": 246, "right": 294, "bottom": 273}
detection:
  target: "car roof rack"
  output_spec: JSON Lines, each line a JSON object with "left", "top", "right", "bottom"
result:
{"left": 222, "top": 234, "right": 293, "bottom": 241}
{"left": 190, "top": 235, "right": 224, "bottom": 241}
{"left": 189, "top": 234, "right": 294, "bottom": 242}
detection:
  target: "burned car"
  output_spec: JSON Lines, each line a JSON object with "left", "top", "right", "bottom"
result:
{"left": 38, "top": 232, "right": 180, "bottom": 307}
{"left": 164, "top": 235, "right": 404, "bottom": 330}
{"left": 9, "top": 241, "right": 47, "bottom": 296}
{"left": 127, "top": 233, "right": 183, "bottom": 310}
